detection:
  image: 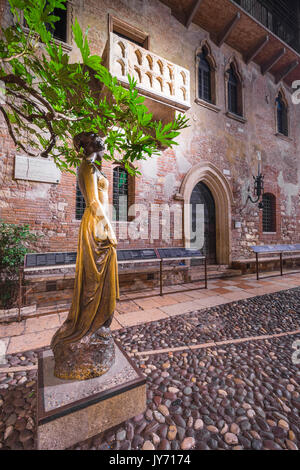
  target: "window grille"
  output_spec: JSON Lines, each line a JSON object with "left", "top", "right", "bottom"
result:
{"left": 227, "top": 65, "right": 239, "bottom": 115}
{"left": 262, "top": 193, "right": 276, "bottom": 232}
{"left": 198, "top": 49, "right": 211, "bottom": 102}
{"left": 113, "top": 167, "right": 128, "bottom": 221}
{"left": 276, "top": 92, "right": 288, "bottom": 136}
{"left": 75, "top": 179, "right": 85, "bottom": 220}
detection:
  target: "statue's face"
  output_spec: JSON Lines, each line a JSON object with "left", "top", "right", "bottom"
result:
{"left": 85, "top": 149, "right": 104, "bottom": 163}
{"left": 74, "top": 132, "right": 105, "bottom": 161}
{"left": 85, "top": 136, "right": 105, "bottom": 159}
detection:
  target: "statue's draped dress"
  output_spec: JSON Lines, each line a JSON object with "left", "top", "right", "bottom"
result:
{"left": 51, "top": 160, "right": 119, "bottom": 350}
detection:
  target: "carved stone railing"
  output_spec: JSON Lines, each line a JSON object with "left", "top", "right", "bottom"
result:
{"left": 108, "top": 32, "right": 190, "bottom": 110}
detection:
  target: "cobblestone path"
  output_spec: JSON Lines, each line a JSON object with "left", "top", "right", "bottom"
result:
{"left": 0, "top": 288, "right": 299, "bottom": 450}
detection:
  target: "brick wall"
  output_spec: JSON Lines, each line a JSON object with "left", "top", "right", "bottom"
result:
{"left": 0, "top": 0, "right": 299, "bottom": 262}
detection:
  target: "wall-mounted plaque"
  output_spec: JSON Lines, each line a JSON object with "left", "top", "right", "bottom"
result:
{"left": 25, "top": 252, "right": 77, "bottom": 268}
{"left": 158, "top": 248, "right": 203, "bottom": 259}
{"left": 117, "top": 249, "right": 158, "bottom": 261}
{"left": 15, "top": 155, "right": 61, "bottom": 184}
{"left": 25, "top": 247, "right": 206, "bottom": 269}
{"left": 251, "top": 244, "right": 300, "bottom": 254}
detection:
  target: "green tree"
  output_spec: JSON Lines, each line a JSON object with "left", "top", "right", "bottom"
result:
{"left": 0, "top": 0, "right": 188, "bottom": 174}
{"left": 0, "top": 220, "right": 38, "bottom": 308}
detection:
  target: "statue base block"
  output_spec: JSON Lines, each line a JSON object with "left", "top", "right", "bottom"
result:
{"left": 37, "top": 342, "right": 146, "bottom": 450}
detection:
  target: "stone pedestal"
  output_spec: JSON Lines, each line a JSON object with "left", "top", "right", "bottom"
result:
{"left": 37, "top": 342, "right": 146, "bottom": 450}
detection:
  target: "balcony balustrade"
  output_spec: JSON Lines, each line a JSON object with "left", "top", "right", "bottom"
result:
{"left": 234, "top": 0, "right": 300, "bottom": 54}
{"left": 108, "top": 32, "right": 190, "bottom": 111}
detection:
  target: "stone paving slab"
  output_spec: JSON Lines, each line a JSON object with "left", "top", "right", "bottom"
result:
{"left": 0, "top": 338, "right": 9, "bottom": 359}
{"left": 110, "top": 317, "right": 123, "bottom": 331}
{"left": 24, "top": 314, "right": 61, "bottom": 334}
{"left": 188, "top": 296, "right": 231, "bottom": 308}
{"left": 134, "top": 297, "right": 168, "bottom": 310}
{"left": 7, "top": 328, "right": 58, "bottom": 355}
{"left": 117, "top": 308, "right": 169, "bottom": 327}
{"left": 220, "top": 291, "right": 255, "bottom": 301}
{"left": 159, "top": 300, "right": 202, "bottom": 317}
{"left": 0, "top": 322, "right": 25, "bottom": 339}
{"left": 116, "top": 300, "right": 141, "bottom": 314}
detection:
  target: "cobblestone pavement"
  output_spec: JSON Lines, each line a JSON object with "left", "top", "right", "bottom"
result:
{"left": 0, "top": 289, "right": 299, "bottom": 450}
{"left": 114, "top": 288, "right": 300, "bottom": 352}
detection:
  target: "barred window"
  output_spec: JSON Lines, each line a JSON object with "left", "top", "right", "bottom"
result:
{"left": 198, "top": 48, "right": 211, "bottom": 102}
{"left": 75, "top": 179, "right": 85, "bottom": 220}
{"left": 227, "top": 65, "right": 239, "bottom": 115}
{"left": 113, "top": 167, "right": 128, "bottom": 221}
{"left": 262, "top": 193, "right": 276, "bottom": 233}
{"left": 276, "top": 92, "right": 288, "bottom": 136}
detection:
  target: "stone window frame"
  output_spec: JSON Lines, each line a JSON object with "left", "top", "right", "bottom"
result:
{"left": 75, "top": 174, "right": 85, "bottom": 221}
{"left": 18, "top": 1, "right": 73, "bottom": 51}
{"left": 112, "top": 164, "right": 136, "bottom": 223}
{"left": 108, "top": 14, "right": 150, "bottom": 50}
{"left": 274, "top": 86, "right": 290, "bottom": 139}
{"left": 262, "top": 192, "right": 277, "bottom": 233}
{"left": 224, "top": 56, "right": 246, "bottom": 123}
{"left": 74, "top": 163, "right": 135, "bottom": 223}
{"left": 259, "top": 184, "right": 281, "bottom": 240}
{"left": 195, "top": 40, "right": 220, "bottom": 113}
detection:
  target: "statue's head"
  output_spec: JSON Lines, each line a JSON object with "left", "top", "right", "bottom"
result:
{"left": 73, "top": 132, "right": 105, "bottom": 161}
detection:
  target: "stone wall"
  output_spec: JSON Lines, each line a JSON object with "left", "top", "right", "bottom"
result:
{"left": 0, "top": 0, "right": 299, "bottom": 262}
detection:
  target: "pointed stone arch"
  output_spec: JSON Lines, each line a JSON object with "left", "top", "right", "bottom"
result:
{"left": 195, "top": 39, "right": 217, "bottom": 105}
{"left": 225, "top": 55, "right": 245, "bottom": 117}
{"left": 178, "top": 162, "right": 233, "bottom": 265}
{"left": 225, "top": 55, "right": 244, "bottom": 84}
{"left": 196, "top": 39, "right": 217, "bottom": 71}
{"left": 275, "top": 85, "right": 289, "bottom": 136}
{"left": 276, "top": 85, "right": 288, "bottom": 106}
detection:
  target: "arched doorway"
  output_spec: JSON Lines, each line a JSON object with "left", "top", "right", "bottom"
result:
{"left": 177, "top": 162, "right": 233, "bottom": 265}
{"left": 190, "top": 182, "right": 216, "bottom": 263}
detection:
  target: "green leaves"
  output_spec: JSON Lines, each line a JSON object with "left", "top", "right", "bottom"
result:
{"left": 72, "top": 18, "right": 90, "bottom": 64}
{"left": 154, "top": 114, "right": 189, "bottom": 147}
{"left": 0, "top": 220, "right": 38, "bottom": 272}
{"left": 0, "top": 220, "right": 39, "bottom": 308}
{"left": 0, "top": 0, "right": 189, "bottom": 175}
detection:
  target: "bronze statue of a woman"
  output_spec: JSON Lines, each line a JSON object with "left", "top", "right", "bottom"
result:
{"left": 51, "top": 132, "right": 119, "bottom": 380}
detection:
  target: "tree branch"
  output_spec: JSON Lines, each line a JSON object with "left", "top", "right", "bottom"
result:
{"left": 0, "top": 50, "right": 28, "bottom": 63}
{"left": 5, "top": 88, "right": 45, "bottom": 116}
{"left": 0, "top": 105, "right": 37, "bottom": 156}
{"left": 1, "top": 74, "right": 56, "bottom": 118}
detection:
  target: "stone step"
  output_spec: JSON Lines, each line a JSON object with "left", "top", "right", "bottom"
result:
{"left": 206, "top": 264, "right": 230, "bottom": 271}
{"left": 190, "top": 268, "right": 242, "bottom": 281}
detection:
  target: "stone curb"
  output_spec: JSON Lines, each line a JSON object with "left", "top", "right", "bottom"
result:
{"left": 0, "top": 364, "right": 37, "bottom": 373}
{"left": 134, "top": 328, "right": 300, "bottom": 356}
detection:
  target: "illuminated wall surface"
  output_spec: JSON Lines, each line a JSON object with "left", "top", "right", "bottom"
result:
{"left": 0, "top": 0, "right": 300, "bottom": 264}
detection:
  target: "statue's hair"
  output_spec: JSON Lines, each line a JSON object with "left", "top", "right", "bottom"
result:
{"left": 73, "top": 132, "right": 105, "bottom": 156}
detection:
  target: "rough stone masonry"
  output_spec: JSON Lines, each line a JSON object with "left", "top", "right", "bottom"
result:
{"left": 0, "top": 0, "right": 299, "bottom": 264}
